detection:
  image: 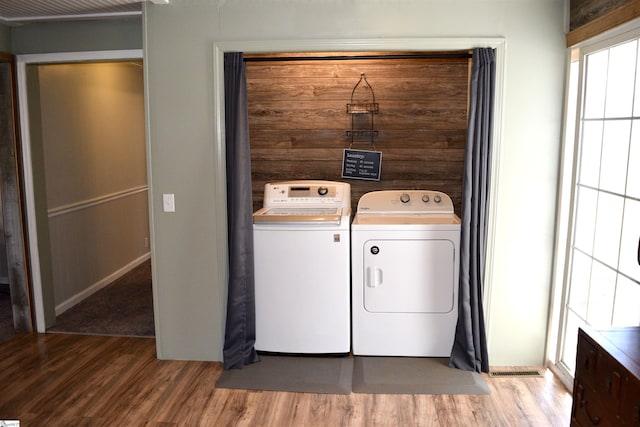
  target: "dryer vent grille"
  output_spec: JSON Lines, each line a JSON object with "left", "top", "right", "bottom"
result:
{"left": 489, "top": 369, "right": 543, "bottom": 378}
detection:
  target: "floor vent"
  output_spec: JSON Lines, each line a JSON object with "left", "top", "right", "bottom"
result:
{"left": 489, "top": 370, "right": 543, "bottom": 378}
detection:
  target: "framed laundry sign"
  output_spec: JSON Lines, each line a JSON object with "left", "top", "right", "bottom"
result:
{"left": 342, "top": 149, "right": 382, "bottom": 181}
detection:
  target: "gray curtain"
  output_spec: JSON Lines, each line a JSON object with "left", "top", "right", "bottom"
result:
{"left": 449, "top": 48, "right": 495, "bottom": 373}
{"left": 223, "top": 52, "right": 260, "bottom": 370}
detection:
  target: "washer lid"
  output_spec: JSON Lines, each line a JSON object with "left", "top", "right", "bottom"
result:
{"left": 253, "top": 207, "right": 344, "bottom": 224}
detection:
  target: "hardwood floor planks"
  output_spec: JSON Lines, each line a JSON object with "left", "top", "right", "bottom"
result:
{"left": 491, "top": 378, "right": 551, "bottom": 426}
{"left": 525, "top": 370, "right": 574, "bottom": 426}
{"left": 0, "top": 334, "right": 572, "bottom": 426}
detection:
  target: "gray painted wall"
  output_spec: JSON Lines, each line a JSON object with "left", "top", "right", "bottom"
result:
{"left": 7, "top": 2, "right": 566, "bottom": 365}
{"left": 11, "top": 19, "right": 142, "bottom": 54}
{"left": 0, "top": 22, "right": 10, "bottom": 52}
{"left": 143, "top": 0, "right": 567, "bottom": 365}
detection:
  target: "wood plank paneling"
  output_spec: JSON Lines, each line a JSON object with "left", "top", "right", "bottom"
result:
{"left": 0, "top": 333, "right": 573, "bottom": 426}
{"left": 569, "top": 0, "right": 634, "bottom": 31}
{"left": 567, "top": 0, "right": 640, "bottom": 46}
{"left": 0, "top": 54, "right": 33, "bottom": 333}
{"left": 246, "top": 53, "right": 470, "bottom": 215}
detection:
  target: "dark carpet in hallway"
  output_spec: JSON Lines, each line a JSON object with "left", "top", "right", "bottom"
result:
{"left": 48, "top": 260, "right": 155, "bottom": 337}
{"left": 0, "top": 284, "right": 14, "bottom": 344}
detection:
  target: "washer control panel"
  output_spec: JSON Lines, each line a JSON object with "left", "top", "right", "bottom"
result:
{"left": 357, "top": 190, "right": 454, "bottom": 214}
{"left": 262, "top": 180, "right": 351, "bottom": 208}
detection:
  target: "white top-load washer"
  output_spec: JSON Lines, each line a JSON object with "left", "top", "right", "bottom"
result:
{"left": 351, "top": 190, "right": 461, "bottom": 357}
{"left": 253, "top": 180, "right": 351, "bottom": 354}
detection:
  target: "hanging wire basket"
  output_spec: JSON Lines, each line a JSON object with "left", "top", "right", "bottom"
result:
{"left": 346, "top": 73, "right": 379, "bottom": 146}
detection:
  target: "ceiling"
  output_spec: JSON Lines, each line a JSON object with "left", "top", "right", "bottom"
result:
{"left": 0, "top": 0, "right": 165, "bottom": 24}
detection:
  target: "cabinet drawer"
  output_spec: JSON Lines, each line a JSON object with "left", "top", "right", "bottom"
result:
{"left": 573, "top": 382, "right": 615, "bottom": 427}
{"left": 594, "top": 352, "right": 624, "bottom": 414}
{"left": 576, "top": 332, "right": 599, "bottom": 389}
{"left": 620, "top": 376, "right": 640, "bottom": 426}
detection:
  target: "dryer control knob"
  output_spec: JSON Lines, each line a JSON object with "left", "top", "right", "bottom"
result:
{"left": 317, "top": 186, "right": 328, "bottom": 196}
{"left": 434, "top": 195, "right": 442, "bottom": 203}
{"left": 422, "top": 194, "right": 430, "bottom": 203}
{"left": 400, "top": 193, "right": 410, "bottom": 203}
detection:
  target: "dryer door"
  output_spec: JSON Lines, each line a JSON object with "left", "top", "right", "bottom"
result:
{"left": 363, "top": 239, "right": 456, "bottom": 313}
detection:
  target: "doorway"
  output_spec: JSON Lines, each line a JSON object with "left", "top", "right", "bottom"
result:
{"left": 16, "top": 50, "right": 153, "bottom": 336}
{"left": 553, "top": 30, "right": 640, "bottom": 384}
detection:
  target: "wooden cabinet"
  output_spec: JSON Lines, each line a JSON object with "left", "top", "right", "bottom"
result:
{"left": 571, "top": 327, "right": 640, "bottom": 426}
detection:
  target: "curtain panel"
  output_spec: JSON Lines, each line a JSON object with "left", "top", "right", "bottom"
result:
{"left": 449, "top": 48, "right": 495, "bottom": 373}
{"left": 222, "top": 52, "right": 260, "bottom": 370}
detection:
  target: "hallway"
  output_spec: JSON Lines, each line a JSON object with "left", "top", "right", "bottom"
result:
{"left": 47, "top": 260, "right": 154, "bottom": 337}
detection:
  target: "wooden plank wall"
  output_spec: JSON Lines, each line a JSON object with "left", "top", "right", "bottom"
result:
{"left": 567, "top": 0, "right": 640, "bottom": 46}
{"left": 569, "top": 0, "right": 634, "bottom": 31}
{"left": 0, "top": 54, "right": 33, "bottom": 332}
{"left": 245, "top": 53, "right": 470, "bottom": 216}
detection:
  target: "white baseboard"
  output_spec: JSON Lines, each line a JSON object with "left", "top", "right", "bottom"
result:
{"left": 55, "top": 252, "right": 151, "bottom": 316}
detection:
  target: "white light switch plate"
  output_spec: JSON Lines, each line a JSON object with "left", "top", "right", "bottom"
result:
{"left": 163, "top": 194, "right": 175, "bottom": 212}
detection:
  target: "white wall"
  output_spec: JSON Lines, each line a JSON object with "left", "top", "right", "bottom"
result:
{"left": 487, "top": 2, "right": 567, "bottom": 365}
{"left": 144, "top": 0, "right": 566, "bottom": 365}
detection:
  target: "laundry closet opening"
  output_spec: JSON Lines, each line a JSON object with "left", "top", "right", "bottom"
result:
{"left": 243, "top": 51, "right": 472, "bottom": 215}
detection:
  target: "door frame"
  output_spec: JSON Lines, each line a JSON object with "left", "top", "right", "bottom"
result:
{"left": 16, "top": 49, "right": 143, "bottom": 332}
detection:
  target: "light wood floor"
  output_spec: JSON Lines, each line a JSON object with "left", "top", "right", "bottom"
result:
{"left": 0, "top": 333, "right": 573, "bottom": 426}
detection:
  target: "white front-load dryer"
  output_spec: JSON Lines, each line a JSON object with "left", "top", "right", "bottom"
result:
{"left": 351, "top": 190, "right": 461, "bottom": 357}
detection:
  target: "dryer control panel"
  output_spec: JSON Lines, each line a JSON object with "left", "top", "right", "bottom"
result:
{"left": 356, "top": 190, "right": 454, "bottom": 214}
